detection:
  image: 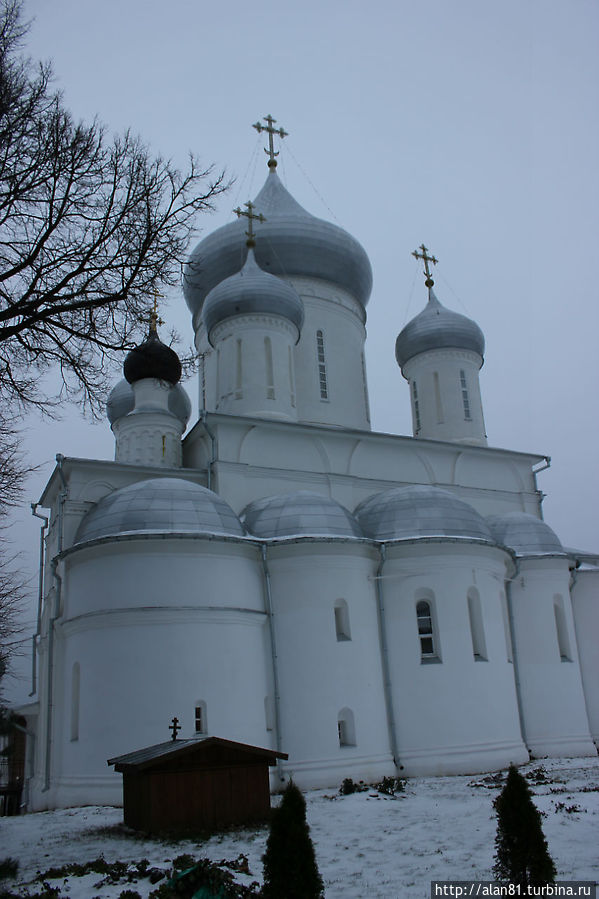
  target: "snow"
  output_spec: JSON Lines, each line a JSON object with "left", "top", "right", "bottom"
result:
{"left": 1, "top": 757, "right": 597, "bottom": 898}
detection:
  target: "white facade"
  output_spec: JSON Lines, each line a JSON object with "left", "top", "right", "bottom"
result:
{"left": 21, "top": 156, "right": 598, "bottom": 811}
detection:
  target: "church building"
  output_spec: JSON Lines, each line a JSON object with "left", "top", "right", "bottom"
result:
{"left": 21, "top": 118, "right": 598, "bottom": 810}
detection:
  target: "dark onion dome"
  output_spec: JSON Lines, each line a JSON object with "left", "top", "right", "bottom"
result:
{"left": 123, "top": 331, "right": 182, "bottom": 386}
{"left": 74, "top": 478, "right": 244, "bottom": 544}
{"left": 184, "top": 169, "right": 373, "bottom": 331}
{"left": 241, "top": 490, "right": 363, "bottom": 538}
{"left": 486, "top": 512, "right": 565, "bottom": 557}
{"left": 355, "top": 485, "right": 494, "bottom": 542}
{"left": 106, "top": 378, "right": 192, "bottom": 426}
{"left": 395, "top": 287, "right": 485, "bottom": 370}
{"left": 202, "top": 248, "right": 304, "bottom": 345}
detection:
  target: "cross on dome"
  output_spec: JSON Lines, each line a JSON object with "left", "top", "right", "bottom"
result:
{"left": 147, "top": 289, "right": 165, "bottom": 335}
{"left": 252, "top": 114, "right": 288, "bottom": 168}
{"left": 412, "top": 244, "right": 438, "bottom": 288}
{"left": 234, "top": 200, "right": 266, "bottom": 248}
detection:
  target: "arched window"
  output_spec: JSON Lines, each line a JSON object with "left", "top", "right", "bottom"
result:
{"left": 553, "top": 595, "right": 572, "bottom": 662}
{"left": 412, "top": 381, "right": 421, "bottom": 434}
{"left": 415, "top": 591, "right": 439, "bottom": 661}
{"left": 334, "top": 599, "right": 351, "bottom": 641}
{"left": 264, "top": 695, "right": 274, "bottom": 732}
{"left": 337, "top": 707, "right": 356, "bottom": 747}
{"left": 194, "top": 701, "right": 208, "bottom": 735}
{"left": 460, "top": 370, "right": 472, "bottom": 420}
{"left": 467, "top": 587, "right": 487, "bottom": 661}
{"left": 265, "top": 337, "right": 275, "bottom": 399}
{"left": 316, "top": 330, "right": 328, "bottom": 400}
{"left": 70, "top": 662, "right": 80, "bottom": 742}
{"left": 434, "top": 371, "right": 444, "bottom": 423}
{"left": 288, "top": 345, "right": 296, "bottom": 408}
{"left": 235, "top": 339, "right": 243, "bottom": 399}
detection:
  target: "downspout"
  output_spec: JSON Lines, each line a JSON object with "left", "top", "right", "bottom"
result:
{"left": 260, "top": 543, "right": 285, "bottom": 783}
{"left": 43, "top": 454, "right": 67, "bottom": 792}
{"left": 375, "top": 543, "right": 400, "bottom": 769}
{"left": 198, "top": 412, "right": 216, "bottom": 492}
{"left": 505, "top": 558, "right": 529, "bottom": 753}
{"left": 532, "top": 456, "right": 551, "bottom": 518}
{"left": 30, "top": 504, "right": 48, "bottom": 696}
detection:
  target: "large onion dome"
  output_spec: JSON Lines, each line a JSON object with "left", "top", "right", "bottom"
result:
{"left": 124, "top": 331, "right": 182, "bottom": 386}
{"left": 184, "top": 169, "right": 373, "bottom": 332}
{"left": 202, "top": 248, "right": 304, "bottom": 345}
{"left": 106, "top": 378, "right": 192, "bottom": 426}
{"left": 241, "top": 490, "right": 363, "bottom": 538}
{"left": 486, "top": 512, "right": 565, "bottom": 557}
{"left": 355, "top": 485, "right": 494, "bottom": 542}
{"left": 395, "top": 288, "right": 485, "bottom": 370}
{"left": 75, "top": 478, "right": 244, "bottom": 544}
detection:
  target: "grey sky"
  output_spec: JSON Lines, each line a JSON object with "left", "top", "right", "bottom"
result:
{"left": 8, "top": 0, "right": 598, "bottom": 673}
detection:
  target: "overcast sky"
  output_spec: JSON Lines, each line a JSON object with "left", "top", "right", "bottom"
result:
{"left": 6, "top": 0, "right": 598, "bottom": 699}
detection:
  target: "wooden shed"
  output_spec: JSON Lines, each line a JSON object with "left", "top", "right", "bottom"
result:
{"left": 108, "top": 737, "right": 287, "bottom": 833}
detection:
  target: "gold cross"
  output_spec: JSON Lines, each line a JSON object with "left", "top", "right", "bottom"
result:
{"left": 412, "top": 244, "right": 438, "bottom": 287}
{"left": 252, "top": 114, "right": 288, "bottom": 168}
{"left": 234, "top": 200, "right": 267, "bottom": 248}
{"left": 149, "top": 289, "right": 165, "bottom": 334}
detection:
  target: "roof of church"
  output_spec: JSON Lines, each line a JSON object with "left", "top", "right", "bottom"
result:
{"left": 75, "top": 478, "right": 244, "bottom": 543}
{"left": 241, "top": 490, "right": 362, "bottom": 538}
{"left": 486, "top": 512, "right": 565, "bottom": 557}
{"left": 395, "top": 287, "right": 485, "bottom": 369}
{"left": 202, "top": 248, "right": 304, "bottom": 343}
{"left": 183, "top": 169, "right": 373, "bottom": 330}
{"left": 124, "top": 331, "right": 182, "bottom": 386}
{"left": 108, "top": 737, "right": 287, "bottom": 771}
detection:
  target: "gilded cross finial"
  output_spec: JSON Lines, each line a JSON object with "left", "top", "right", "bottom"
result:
{"left": 412, "top": 244, "right": 438, "bottom": 288}
{"left": 148, "top": 289, "right": 165, "bottom": 335}
{"left": 169, "top": 716, "right": 180, "bottom": 741}
{"left": 252, "top": 114, "right": 288, "bottom": 168}
{"left": 234, "top": 200, "right": 266, "bottom": 248}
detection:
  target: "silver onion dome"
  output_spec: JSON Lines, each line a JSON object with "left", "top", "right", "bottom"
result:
{"left": 355, "top": 485, "right": 494, "bottom": 542}
{"left": 75, "top": 478, "right": 244, "bottom": 543}
{"left": 395, "top": 288, "right": 485, "bottom": 370}
{"left": 241, "top": 490, "right": 363, "bottom": 538}
{"left": 202, "top": 248, "right": 304, "bottom": 344}
{"left": 106, "top": 378, "right": 192, "bottom": 427}
{"left": 486, "top": 512, "right": 564, "bottom": 557}
{"left": 184, "top": 169, "right": 373, "bottom": 333}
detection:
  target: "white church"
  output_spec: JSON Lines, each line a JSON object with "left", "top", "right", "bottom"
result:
{"left": 21, "top": 119, "right": 598, "bottom": 811}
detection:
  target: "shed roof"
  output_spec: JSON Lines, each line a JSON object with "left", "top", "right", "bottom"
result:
{"left": 108, "top": 737, "right": 287, "bottom": 772}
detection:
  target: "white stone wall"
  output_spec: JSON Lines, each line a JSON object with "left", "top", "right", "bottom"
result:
{"left": 569, "top": 566, "right": 599, "bottom": 747}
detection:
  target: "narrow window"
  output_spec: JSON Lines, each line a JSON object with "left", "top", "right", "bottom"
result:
{"left": 215, "top": 348, "right": 221, "bottom": 408}
{"left": 500, "top": 591, "right": 513, "bottom": 662}
{"left": 288, "top": 345, "right": 296, "bottom": 408}
{"left": 264, "top": 695, "right": 274, "bottom": 732}
{"left": 434, "top": 371, "right": 444, "bottom": 423}
{"left": 361, "top": 352, "right": 371, "bottom": 425}
{"left": 235, "top": 339, "right": 243, "bottom": 399}
{"left": 416, "top": 596, "right": 438, "bottom": 661}
{"left": 460, "top": 370, "right": 472, "bottom": 420}
{"left": 334, "top": 599, "right": 351, "bottom": 641}
{"left": 316, "top": 330, "right": 328, "bottom": 400}
{"left": 412, "top": 381, "right": 421, "bottom": 434}
{"left": 194, "top": 701, "right": 207, "bottom": 734}
{"left": 554, "top": 595, "right": 572, "bottom": 661}
{"left": 70, "top": 662, "right": 80, "bottom": 742}
{"left": 337, "top": 707, "right": 356, "bottom": 746}
{"left": 467, "top": 588, "right": 487, "bottom": 661}
{"left": 265, "top": 337, "right": 275, "bottom": 399}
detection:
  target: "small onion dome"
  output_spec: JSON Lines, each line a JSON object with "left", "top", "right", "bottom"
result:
{"left": 486, "top": 512, "right": 564, "bottom": 557}
{"left": 107, "top": 378, "right": 192, "bottom": 426}
{"left": 123, "top": 331, "right": 182, "bottom": 386}
{"left": 395, "top": 287, "right": 485, "bottom": 370}
{"left": 241, "top": 490, "right": 363, "bottom": 539}
{"left": 202, "top": 248, "right": 304, "bottom": 345}
{"left": 75, "top": 478, "right": 244, "bottom": 544}
{"left": 184, "top": 169, "right": 373, "bottom": 332}
{"left": 355, "top": 485, "right": 493, "bottom": 542}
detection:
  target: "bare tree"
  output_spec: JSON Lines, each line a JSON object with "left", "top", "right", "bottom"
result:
{"left": 0, "top": 0, "right": 227, "bottom": 414}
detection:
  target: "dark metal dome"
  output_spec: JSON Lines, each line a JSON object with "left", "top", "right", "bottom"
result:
{"left": 106, "top": 378, "right": 191, "bottom": 426}
{"left": 241, "top": 490, "right": 363, "bottom": 538}
{"left": 202, "top": 248, "right": 304, "bottom": 344}
{"left": 184, "top": 170, "right": 373, "bottom": 333}
{"left": 124, "top": 332, "right": 182, "bottom": 386}
{"left": 395, "top": 288, "right": 485, "bottom": 370}
{"left": 355, "top": 485, "right": 494, "bottom": 542}
{"left": 486, "top": 512, "right": 564, "bottom": 557}
{"left": 75, "top": 478, "right": 244, "bottom": 543}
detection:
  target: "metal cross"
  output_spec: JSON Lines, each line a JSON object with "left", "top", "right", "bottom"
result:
{"left": 234, "top": 200, "right": 266, "bottom": 248}
{"left": 148, "top": 289, "right": 165, "bottom": 334}
{"left": 252, "top": 114, "right": 288, "bottom": 168}
{"left": 412, "top": 244, "right": 438, "bottom": 287}
{"left": 169, "top": 716, "right": 180, "bottom": 741}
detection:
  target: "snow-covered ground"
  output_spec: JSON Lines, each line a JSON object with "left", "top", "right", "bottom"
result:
{"left": 1, "top": 757, "right": 597, "bottom": 898}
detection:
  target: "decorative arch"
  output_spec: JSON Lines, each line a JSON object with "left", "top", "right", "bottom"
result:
{"left": 70, "top": 662, "right": 80, "bottom": 742}
{"left": 334, "top": 599, "right": 351, "bottom": 641}
{"left": 337, "top": 707, "right": 356, "bottom": 747}
{"left": 467, "top": 587, "right": 487, "bottom": 661}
